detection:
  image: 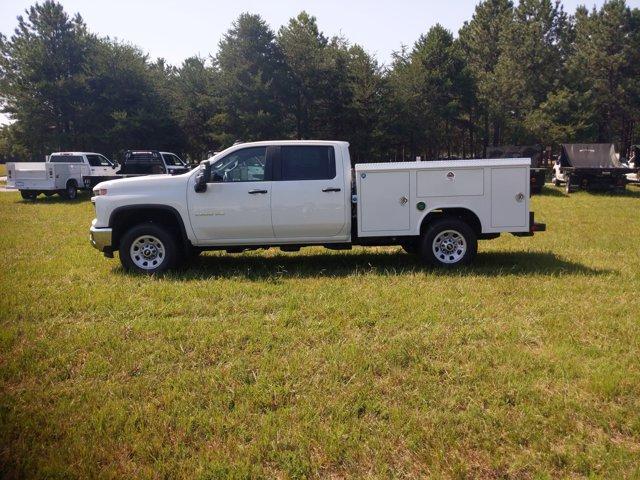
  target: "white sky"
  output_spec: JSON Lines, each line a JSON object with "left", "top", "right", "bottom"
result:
{"left": 1, "top": 0, "right": 637, "bottom": 125}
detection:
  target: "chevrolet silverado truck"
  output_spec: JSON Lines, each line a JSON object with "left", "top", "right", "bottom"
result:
{"left": 89, "top": 141, "right": 545, "bottom": 273}
{"left": 7, "top": 152, "right": 117, "bottom": 200}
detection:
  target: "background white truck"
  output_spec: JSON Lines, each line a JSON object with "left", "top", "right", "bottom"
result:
{"left": 89, "top": 140, "right": 545, "bottom": 273}
{"left": 7, "top": 152, "right": 116, "bottom": 200}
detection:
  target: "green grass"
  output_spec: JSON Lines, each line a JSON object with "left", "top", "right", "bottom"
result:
{"left": 1, "top": 186, "right": 640, "bottom": 479}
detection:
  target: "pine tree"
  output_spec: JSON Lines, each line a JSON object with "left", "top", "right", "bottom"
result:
{"left": 0, "top": 1, "right": 92, "bottom": 158}
{"left": 215, "top": 13, "right": 288, "bottom": 143}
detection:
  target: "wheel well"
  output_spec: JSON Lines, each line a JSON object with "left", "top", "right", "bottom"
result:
{"left": 420, "top": 208, "right": 482, "bottom": 235}
{"left": 66, "top": 179, "right": 77, "bottom": 188}
{"left": 110, "top": 207, "right": 189, "bottom": 251}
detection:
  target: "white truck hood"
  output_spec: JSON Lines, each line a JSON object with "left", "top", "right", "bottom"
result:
{"left": 95, "top": 173, "right": 190, "bottom": 193}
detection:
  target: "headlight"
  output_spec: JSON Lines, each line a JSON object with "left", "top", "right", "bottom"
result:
{"left": 93, "top": 188, "right": 108, "bottom": 196}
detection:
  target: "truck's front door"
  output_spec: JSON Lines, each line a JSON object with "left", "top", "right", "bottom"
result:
{"left": 270, "top": 145, "right": 347, "bottom": 239}
{"left": 188, "top": 146, "right": 274, "bottom": 243}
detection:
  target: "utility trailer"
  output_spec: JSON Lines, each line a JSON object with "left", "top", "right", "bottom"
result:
{"left": 486, "top": 145, "right": 547, "bottom": 194}
{"left": 553, "top": 144, "right": 634, "bottom": 193}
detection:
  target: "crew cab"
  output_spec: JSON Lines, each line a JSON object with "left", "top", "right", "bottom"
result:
{"left": 89, "top": 141, "right": 545, "bottom": 273}
{"left": 7, "top": 152, "right": 116, "bottom": 200}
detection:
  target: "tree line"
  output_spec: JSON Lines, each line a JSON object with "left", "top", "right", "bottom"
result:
{"left": 0, "top": 0, "right": 639, "bottom": 163}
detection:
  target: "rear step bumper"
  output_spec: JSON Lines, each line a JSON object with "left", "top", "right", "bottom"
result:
{"left": 513, "top": 212, "right": 546, "bottom": 237}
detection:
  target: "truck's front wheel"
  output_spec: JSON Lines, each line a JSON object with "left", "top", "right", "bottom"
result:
{"left": 420, "top": 218, "right": 477, "bottom": 268}
{"left": 20, "top": 190, "right": 38, "bottom": 200}
{"left": 119, "top": 224, "right": 178, "bottom": 274}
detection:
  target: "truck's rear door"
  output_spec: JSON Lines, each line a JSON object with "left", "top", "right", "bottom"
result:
{"left": 270, "top": 145, "right": 347, "bottom": 239}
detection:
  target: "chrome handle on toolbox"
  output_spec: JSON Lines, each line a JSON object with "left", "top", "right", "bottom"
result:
{"left": 322, "top": 187, "right": 341, "bottom": 192}
{"left": 248, "top": 189, "right": 268, "bottom": 194}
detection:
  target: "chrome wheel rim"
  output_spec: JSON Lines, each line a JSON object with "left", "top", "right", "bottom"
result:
{"left": 432, "top": 229, "right": 467, "bottom": 264}
{"left": 130, "top": 235, "right": 165, "bottom": 270}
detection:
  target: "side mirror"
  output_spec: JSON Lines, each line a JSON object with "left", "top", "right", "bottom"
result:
{"left": 194, "top": 163, "right": 211, "bottom": 193}
{"left": 194, "top": 172, "right": 207, "bottom": 193}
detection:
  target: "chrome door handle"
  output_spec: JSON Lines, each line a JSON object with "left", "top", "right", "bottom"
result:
{"left": 322, "top": 187, "right": 341, "bottom": 192}
{"left": 248, "top": 189, "right": 268, "bottom": 194}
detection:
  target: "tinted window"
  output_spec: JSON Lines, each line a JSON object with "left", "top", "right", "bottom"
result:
{"left": 86, "top": 154, "right": 112, "bottom": 166}
{"left": 127, "top": 152, "right": 162, "bottom": 165}
{"left": 50, "top": 155, "right": 83, "bottom": 163}
{"left": 211, "top": 147, "right": 266, "bottom": 182}
{"left": 281, "top": 146, "right": 335, "bottom": 180}
{"left": 163, "top": 153, "right": 184, "bottom": 166}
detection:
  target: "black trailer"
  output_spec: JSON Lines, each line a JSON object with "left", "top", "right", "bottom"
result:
{"left": 486, "top": 145, "right": 547, "bottom": 194}
{"left": 559, "top": 143, "right": 634, "bottom": 193}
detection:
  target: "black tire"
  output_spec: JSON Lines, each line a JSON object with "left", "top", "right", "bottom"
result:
{"left": 400, "top": 242, "right": 419, "bottom": 255}
{"left": 20, "top": 190, "right": 38, "bottom": 200}
{"left": 178, "top": 245, "right": 202, "bottom": 266}
{"left": 60, "top": 181, "right": 77, "bottom": 200}
{"left": 119, "top": 223, "right": 178, "bottom": 274}
{"left": 420, "top": 217, "right": 477, "bottom": 268}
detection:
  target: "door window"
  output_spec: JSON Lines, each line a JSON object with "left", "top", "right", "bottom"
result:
{"left": 86, "top": 154, "right": 112, "bottom": 166}
{"left": 281, "top": 146, "right": 335, "bottom": 180}
{"left": 211, "top": 147, "right": 267, "bottom": 182}
{"left": 163, "top": 153, "right": 185, "bottom": 166}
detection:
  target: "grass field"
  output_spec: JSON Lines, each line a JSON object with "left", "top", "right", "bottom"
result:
{"left": 1, "top": 186, "right": 639, "bottom": 479}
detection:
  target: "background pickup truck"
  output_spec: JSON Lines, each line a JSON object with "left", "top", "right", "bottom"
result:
{"left": 7, "top": 152, "right": 117, "bottom": 200}
{"left": 116, "top": 150, "right": 190, "bottom": 176}
{"left": 89, "top": 140, "right": 545, "bottom": 273}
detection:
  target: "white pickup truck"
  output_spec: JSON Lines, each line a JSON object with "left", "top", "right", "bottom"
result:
{"left": 89, "top": 140, "right": 545, "bottom": 273}
{"left": 7, "top": 152, "right": 117, "bottom": 200}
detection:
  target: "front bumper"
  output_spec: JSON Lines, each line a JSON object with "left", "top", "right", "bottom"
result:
{"left": 90, "top": 222, "right": 113, "bottom": 256}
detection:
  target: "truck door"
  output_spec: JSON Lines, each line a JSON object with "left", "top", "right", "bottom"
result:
{"left": 270, "top": 145, "right": 347, "bottom": 239}
{"left": 188, "top": 146, "right": 275, "bottom": 242}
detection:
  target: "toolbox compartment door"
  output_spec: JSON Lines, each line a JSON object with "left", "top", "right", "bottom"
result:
{"left": 359, "top": 171, "right": 410, "bottom": 232}
{"left": 491, "top": 167, "right": 528, "bottom": 228}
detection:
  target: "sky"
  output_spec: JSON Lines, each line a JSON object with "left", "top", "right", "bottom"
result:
{"left": 1, "top": 0, "right": 639, "bottom": 124}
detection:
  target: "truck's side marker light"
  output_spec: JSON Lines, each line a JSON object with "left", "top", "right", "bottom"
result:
{"left": 417, "top": 201, "right": 426, "bottom": 211}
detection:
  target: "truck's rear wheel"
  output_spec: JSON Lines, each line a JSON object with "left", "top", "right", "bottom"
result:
{"left": 60, "top": 181, "right": 77, "bottom": 200}
{"left": 420, "top": 218, "right": 477, "bottom": 268}
{"left": 20, "top": 190, "right": 38, "bottom": 200}
{"left": 119, "top": 224, "right": 177, "bottom": 274}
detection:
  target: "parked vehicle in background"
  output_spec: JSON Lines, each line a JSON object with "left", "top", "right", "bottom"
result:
{"left": 116, "top": 150, "right": 190, "bottom": 176}
{"left": 625, "top": 145, "right": 639, "bottom": 184}
{"left": 89, "top": 140, "right": 545, "bottom": 274}
{"left": 487, "top": 145, "right": 547, "bottom": 194}
{"left": 6, "top": 152, "right": 117, "bottom": 200}
{"left": 553, "top": 144, "right": 634, "bottom": 193}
